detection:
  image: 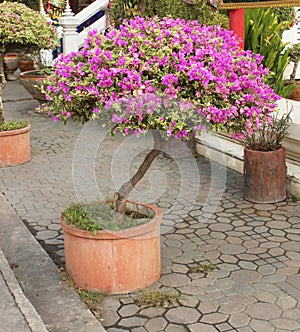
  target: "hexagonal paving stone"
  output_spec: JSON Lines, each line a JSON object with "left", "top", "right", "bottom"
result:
{"left": 198, "top": 299, "right": 219, "bottom": 314}
{"left": 118, "top": 304, "right": 140, "bottom": 318}
{"left": 160, "top": 273, "right": 190, "bottom": 287}
{"left": 229, "top": 313, "right": 250, "bottom": 328}
{"left": 282, "top": 308, "right": 300, "bottom": 320}
{"left": 171, "top": 263, "right": 189, "bottom": 274}
{"left": 165, "top": 307, "right": 201, "bottom": 324}
{"left": 276, "top": 296, "right": 297, "bottom": 310}
{"left": 36, "top": 230, "right": 58, "bottom": 240}
{"left": 231, "top": 270, "right": 261, "bottom": 284}
{"left": 258, "top": 265, "right": 276, "bottom": 276}
{"left": 118, "top": 317, "right": 147, "bottom": 328}
{"left": 208, "top": 223, "right": 234, "bottom": 232}
{"left": 219, "top": 302, "right": 246, "bottom": 314}
{"left": 250, "top": 319, "right": 275, "bottom": 332}
{"left": 286, "top": 274, "right": 300, "bottom": 289}
{"left": 101, "top": 311, "right": 121, "bottom": 327}
{"left": 238, "top": 261, "right": 257, "bottom": 270}
{"left": 281, "top": 241, "right": 300, "bottom": 251}
{"left": 139, "top": 307, "right": 166, "bottom": 318}
{"left": 161, "top": 247, "right": 183, "bottom": 259}
{"left": 200, "top": 312, "right": 228, "bottom": 324}
{"left": 179, "top": 295, "right": 200, "bottom": 308}
{"left": 237, "top": 327, "right": 253, "bottom": 332}
{"left": 144, "top": 317, "right": 168, "bottom": 331}
{"left": 102, "top": 297, "right": 122, "bottom": 311}
{"left": 188, "top": 323, "right": 218, "bottom": 331}
{"left": 218, "top": 244, "right": 246, "bottom": 255}
{"left": 165, "top": 324, "right": 189, "bottom": 332}
{"left": 254, "top": 291, "right": 276, "bottom": 304}
{"left": 243, "top": 240, "right": 260, "bottom": 249}
{"left": 276, "top": 267, "right": 299, "bottom": 276}
{"left": 266, "top": 220, "right": 291, "bottom": 229}
{"left": 132, "top": 328, "right": 147, "bottom": 332}
{"left": 219, "top": 254, "right": 238, "bottom": 264}
{"left": 246, "top": 303, "right": 282, "bottom": 320}
{"left": 214, "top": 277, "right": 235, "bottom": 290}
{"left": 271, "top": 318, "right": 300, "bottom": 331}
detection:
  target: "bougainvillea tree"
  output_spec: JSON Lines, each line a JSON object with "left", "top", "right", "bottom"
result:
{"left": 42, "top": 16, "right": 280, "bottom": 218}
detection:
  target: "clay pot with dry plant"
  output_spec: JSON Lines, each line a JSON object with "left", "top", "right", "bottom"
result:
{"left": 242, "top": 111, "right": 291, "bottom": 203}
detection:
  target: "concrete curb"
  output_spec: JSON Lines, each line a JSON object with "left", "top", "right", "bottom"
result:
{"left": 0, "top": 249, "right": 49, "bottom": 332}
{"left": 0, "top": 192, "right": 106, "bottom": 332}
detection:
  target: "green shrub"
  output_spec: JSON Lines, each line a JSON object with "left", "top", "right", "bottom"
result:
{"left": 145, "top": 0, "right": 229, "bottom": 28}
{"left": 109, "top": 0, "right": 229, "bottom": 29}
{"left": 244, "top": 8, "right": 293, "bottom": 97}
{"left": 0, "top": 120, "right": 29, "bottom": 131}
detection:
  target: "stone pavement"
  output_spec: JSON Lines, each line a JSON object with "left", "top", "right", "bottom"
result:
{"left": 1, "top": 79, "right": 300, "bottom": 332}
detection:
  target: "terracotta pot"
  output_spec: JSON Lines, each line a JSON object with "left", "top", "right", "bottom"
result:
{"left": 243, "top": 148, "right": 286, "bottom": 203}
{"left": 288, "top": 80, "right": 300, "bottom": 101}
{"left": 0, "top": 125, "right": 31, "bottom": 167}
{"left": 61, "top": 200, "right": 162, "bottom": 294}
{"left": 19, "top": 70, "right": 47, "bottom": 102}
{"left": 18, "top": 59, "right": 35, "bottom": 72}
{"left": 3, "top": 53, "right": 19, "bottom": 81}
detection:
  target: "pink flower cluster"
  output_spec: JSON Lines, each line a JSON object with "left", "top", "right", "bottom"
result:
{"left": 43, "top": 16, "right": 280, "bottom": 138}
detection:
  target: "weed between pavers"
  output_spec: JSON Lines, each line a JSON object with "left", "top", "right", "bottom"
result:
{"left": 60, "top": 269, "right": 105, "bottom": 318}
{"left": 188, "top": 262, "right": 216, "bottom": 275}
{"left": 286, "top": 194, "right": 300, "bottom": 202}
{"left": 135, "top": 290, "right": 180, "bottom": 308}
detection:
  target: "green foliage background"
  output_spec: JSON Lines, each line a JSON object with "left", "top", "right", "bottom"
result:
{"left": 244, "top": 8, "right": 295, "bottom": 97}
{"left": 110, "top": 0, "right": 229, "bottom": 29}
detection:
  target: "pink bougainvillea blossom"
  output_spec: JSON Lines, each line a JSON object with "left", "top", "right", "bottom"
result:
{"left": 42, "top": 16, "right": 280, "bottom": 138}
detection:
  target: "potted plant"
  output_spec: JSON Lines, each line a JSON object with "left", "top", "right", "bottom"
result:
{"left": 41, "top": 16, "right": 280, "bottom": 293}
{"left": 241, "top": 111, "right": 291, "bottom": 203}
{"left": 0, "top": 1, "right": 59, "bottom": 166}
{"left": 19, "top": 67, "right": 54, "bottom": 103}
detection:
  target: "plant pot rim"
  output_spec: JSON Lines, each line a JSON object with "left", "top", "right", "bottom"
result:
{"left": 0, "top": 124, "right": 31, "bottom": 137}
{"left": 244, "top": 147, "right": 285, "bottom": 154}
{"left": 19, "top": 69, "right": 48, "bottom": 78}
{"left": 60, "top": 199, "right": 162, "bottom": 240}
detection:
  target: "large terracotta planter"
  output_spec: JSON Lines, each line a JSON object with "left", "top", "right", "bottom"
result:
{"left": 18, "top": 59, "right": 35, "bottom": 72}
{"left": 0, "top": 125, "right": 31, "bottom": 167}
{"left": 19, "top": 70, "right": 47, "bottom": 102}
{"left": 61, "top": 200, "right": 162, "bottom": 294}
{"left": 243, "top": 148, "right": 286, "bottom": 203}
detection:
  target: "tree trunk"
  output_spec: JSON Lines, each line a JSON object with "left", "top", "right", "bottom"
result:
{"left": 0, "top": 53, "right": 7, "bottom": 125}
{"left": 114, "top": 130, "right": 163, "bottom": 221}
{"left": 139, "top": 0, "right": 147, "bottom": 15}
{"left": 290, "top": 62, "right": 299, "bottom": 82}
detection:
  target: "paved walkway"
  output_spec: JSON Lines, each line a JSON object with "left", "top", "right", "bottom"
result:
{"left": 1, "top": 80, "right": 300, "bottom": 331}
